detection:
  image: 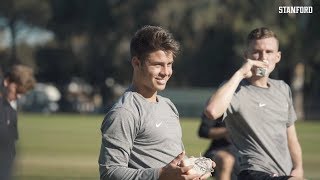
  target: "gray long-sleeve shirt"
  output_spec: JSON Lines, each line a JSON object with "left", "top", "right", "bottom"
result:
{"left": 98, "top": 90, "right": 184, "bottom": 180}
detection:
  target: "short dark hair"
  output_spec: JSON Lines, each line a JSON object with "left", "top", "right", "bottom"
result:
{"left": 4, "top": 64, "right": 36, "bottom": 93}
{"left": 247, "top": 27, "right": 279, "bottom": 47}
{"left": 130, "top": 25, "right": 180, "bottom": 62}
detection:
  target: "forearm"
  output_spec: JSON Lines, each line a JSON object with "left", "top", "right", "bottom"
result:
{"left": 289, "top": 139, "right": 303, "bottom": 171}
{"left": 287, "top": 125, "right": 303, "bottom": 176}
{"left": 205, "top": 71, "right": 243, "bottom": 120}
{"left": 101, "top": 166, "right": 160, "bottom": 180}
{"left": 99, "top": 140, "right": 159, "bottom": 180}
{"left": 289, "top": 141, "right": 303, "bottom": 178}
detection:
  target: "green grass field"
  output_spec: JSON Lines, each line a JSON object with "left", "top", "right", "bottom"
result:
{"left": 13, "top": 113, "right": 320, "bottom": 180}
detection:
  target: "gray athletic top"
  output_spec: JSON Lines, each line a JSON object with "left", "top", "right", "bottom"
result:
{"left": 223, "top": 79, "right": 297, "bottom": 176}
{"left": 98, "top": 89, "right": 184, "bottom": 180}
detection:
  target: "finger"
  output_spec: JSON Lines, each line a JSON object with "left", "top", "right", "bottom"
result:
{"left": 182, "top": 173, "right": 200, "bottom": 180}
{"left": 246, "top": 59, "right": 269, "bottom": 64}
{"left": 171, "top": 151, "right": 185, "bottom": 165}
{"left": 211, "top": 161, "right": 216, "bottom": 169}
{"left": 180, "top": 165, "right": 193, "bottom": 173}
{"left": 247, "top": 59, "right": 268, "bottom": 67}
{"left": 200, "top": 172, "right": 212, "bottom": 179}
{"left": 242, "top": 59, "right": 255, "bottom": 69}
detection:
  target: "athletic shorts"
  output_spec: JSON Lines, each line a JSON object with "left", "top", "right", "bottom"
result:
{"left": 238, "top": 170, "right": 292, "bottom": 180}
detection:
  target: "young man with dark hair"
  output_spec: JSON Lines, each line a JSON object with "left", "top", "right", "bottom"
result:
{"left": 205, "top": 27, "right": 304, "bottom": 180}
{"left": 0, "top": 64, "right": 36, "bottom": 180}
{"left": 98, "top": 25, "right": 215, "bottom": 180}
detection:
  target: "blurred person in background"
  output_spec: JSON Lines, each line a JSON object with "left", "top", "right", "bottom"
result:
{"left": 98, "top": 25, "right": 215, "bottom": 180}
{"left": 0, "top": 64, "right": 36, "bottom": 180}
{"left": 204, "top": 27, "right": 303, "bottom": 180}
{"left": 198, "top": 113, "right": 238, "bottom": 180}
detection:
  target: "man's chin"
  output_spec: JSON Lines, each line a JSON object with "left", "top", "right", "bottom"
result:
{"left": 156, "top": 84, "right": 167, "bottom": 91}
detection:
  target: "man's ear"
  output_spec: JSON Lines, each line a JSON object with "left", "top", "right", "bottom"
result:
{"left": 275, "top": 51, "right": 281, "bottom": 63}
{"left": 131, "top": 57, "right": 141, "bottom": 69}
{"left": 3, "top": 78, "right": 9, "bottom": 87}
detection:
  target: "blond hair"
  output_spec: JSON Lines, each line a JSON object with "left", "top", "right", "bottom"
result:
{"left": 247, "top": 27, "right": 279, "bottom": 47}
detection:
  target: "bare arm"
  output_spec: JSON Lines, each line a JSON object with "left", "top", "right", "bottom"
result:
{"left": 287, "top": 124, "right": 304, "bottom": 178}
{"left": 204, "top": 71, "right": 243, "bottom": 120}
{"left": 204, "top": 59, "right": 268, "bottom": 120}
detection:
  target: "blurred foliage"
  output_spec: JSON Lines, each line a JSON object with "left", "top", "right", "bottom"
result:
{"left": 0, "top": 0, "right": 319, "bottom": 112}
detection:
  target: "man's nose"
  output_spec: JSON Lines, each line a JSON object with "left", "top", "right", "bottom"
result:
{"left": 160, "top": 66, "right": 170, "bottom": 76}
{"left": 260, "top": 52, "right": 267, "bottom": 60}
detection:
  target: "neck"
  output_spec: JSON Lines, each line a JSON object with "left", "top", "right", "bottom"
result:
{"left": 248, "top": 76, "right": 269, "bottom": 88}
{"left": 131, "top": 81, "right": 158, "bottom": 103}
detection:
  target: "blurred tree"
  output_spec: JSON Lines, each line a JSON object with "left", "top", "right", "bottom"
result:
{"left": 150, "top": 0, "right": 299, "bottom": 86}
{"left": 0, "top": 0, "right": 51, "bottom": 65}
{"left": 0, "top": 0, "right": 319, "bottom": 116}
{"left": 301, "top": 1, "right": 320, "bottom": 119}
{"left": 43, "top": 0, "right": 158, "bottom": 104}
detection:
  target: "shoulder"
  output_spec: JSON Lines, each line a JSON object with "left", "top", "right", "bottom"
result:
{"left": 157, "top": 95, "right": 179, "bottom": 116}
{"left": 108, "top": 91, "right": 143, "bottom": 118}
{"left": 0, "top": 97, "right": 4, "bottom": 113}
{"left": 0, "top": 96, "right": 4, "bottom": 104}
{"left": 0, "top": 96, "right": 7, "bottom": 105}
{"left": 0, "top": 97, "right": 15, "bottom": 111}
{"left": 268, "top": 79, "right": 291, "bottom": 92}
{"left": 101, "top": 93, "right": 139, "bottom": 131}
{"left": 234, "top": 79, "right": 250, "bottom": 94}
{"left": 157, "top": 95, "right": 174, "bottom": 105}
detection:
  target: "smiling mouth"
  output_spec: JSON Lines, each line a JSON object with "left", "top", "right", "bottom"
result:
{"left": 156, "top": 79, "right": 167, "bottom": 85}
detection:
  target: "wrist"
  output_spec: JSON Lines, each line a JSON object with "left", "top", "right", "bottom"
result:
{"left": 291, "top": 167, "right": 304, "bottom": 177}
{"left": 295, "top": 168, "right": 304, "bottom": 174}
{"left": 293, "top": 164, "right": 303, "bottom": 170}
{"left": 234, "top": 70, "right": 245, "bottom": 81}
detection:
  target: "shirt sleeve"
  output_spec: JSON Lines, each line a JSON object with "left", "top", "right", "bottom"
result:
{"left": 198, "top": 113, "right": 220, "bottom": 138}
{"left": 286, "top": 85, "right": 297, "bottom": 127}
{"left": 98, "top": 108, "right": 160, "bottom": 180}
